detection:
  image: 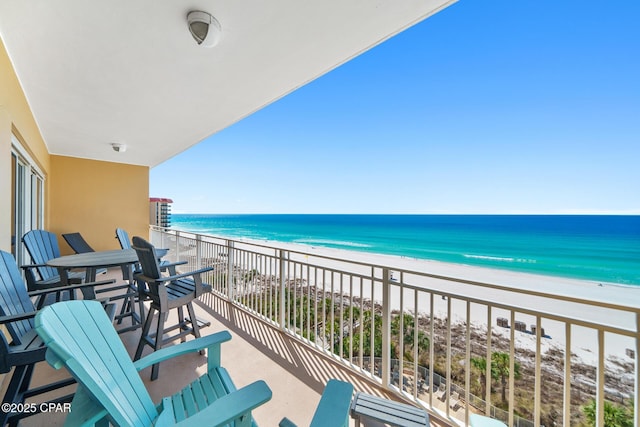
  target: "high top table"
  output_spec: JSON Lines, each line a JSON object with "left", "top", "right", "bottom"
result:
{"left": 47, "top": 248, "right": 139, "bottom": 285}
{"left": 47, "top": 249, "right": 141, "bottom": 331}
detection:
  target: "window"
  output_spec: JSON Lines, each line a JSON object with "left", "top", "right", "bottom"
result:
{"left": 11, "top": 134, "right": 44, "bottom": 267}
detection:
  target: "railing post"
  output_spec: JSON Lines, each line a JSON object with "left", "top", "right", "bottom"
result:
{"left": 597, "top": 329, "right": 605, "bottom": 427}
{"left": 381, "top": 268, "right": 391, "bottom": 388}
{"left": 508, "top": 310, "right": 515, "bottom": 427}
{"left": 196, "top": 234, "right": 202, "bottom": 269}
{"left": 564, "top": 323, "right": 572, "bottom": 427}
{"left": 227, "top": 240, "right": 234, "bottom": 301}
{"left": 486, "top": 306, "right": 492, "bottom": 416}
{"left": 279, "top": 250, "right": 287, "bottom": 330}
{"left": 174, "top": 230, "right": 181, "bottom": 262}
{"left": 159, "top": 227, "right": 165, "bottom": 249}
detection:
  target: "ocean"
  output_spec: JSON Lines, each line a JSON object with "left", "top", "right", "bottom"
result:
{"left": 171, "top": 214, "right": 640, "bottom": 286}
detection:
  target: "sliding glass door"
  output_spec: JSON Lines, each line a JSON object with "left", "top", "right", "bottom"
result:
{"left": 11, "top": 135, "right": 44, "bottom": 267}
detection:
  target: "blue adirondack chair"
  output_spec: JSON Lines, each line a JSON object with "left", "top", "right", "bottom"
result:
{"left": 35, "top": 300, "right": 272, "bottom": 427}
{"left": 22, "top": 230, "right": 86, "bottom": 307}
{"left": 279, "top": 379, "right": 354, "bottom": 427}
{"left": 0, "top": 250, "right": 115, "bottom": 427}
{"left": 115, "top": 228, "right": 133, "bottom": 251}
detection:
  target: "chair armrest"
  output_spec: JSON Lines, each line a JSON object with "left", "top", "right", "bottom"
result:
{"left": 20, "top": 263, "right": 49, "bottom": 269}
{"left": 94, "top": 283, "right": 135, "bottom": 294}
{"left": 136, "top": 267, "right": 214, "bottom": 284}
{"left": 133, "top": 331, "right": 232, "bottom": 372}
{"left": 27, "top": 279, "right": 116, "bottom": 297}
{"left": 172, "top": 380, "right": 272, "bottom": 427}
{"left": 161, "top": 267, "right": 215, "bottom": 282}
{"left": 157, "top": 260, "right": 187, "bottom": 269}
{"left": 157, "top": 266, "right": 214, "bottom": 283}
{"left": 0, "top": 311, "right": 38, "bottom": 324}
{"left": 156, "top": 248, "right": 170, "bottom": 258}
{"left": 0, "top": 283, "right": 114, "bottom": 325}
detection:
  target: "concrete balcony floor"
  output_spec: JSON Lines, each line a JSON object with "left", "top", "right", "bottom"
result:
{"left": 3, "top": 269, "right": 449, "bottom": 427}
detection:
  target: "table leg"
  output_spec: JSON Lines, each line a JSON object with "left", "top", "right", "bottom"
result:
{"left": 56, "top": 267, "right": 76, "bottom": 301}
{"left": 57, "top": 267, "right": 70, "bottom": 286}
{"left": 86, "top": 267, "right": 97, "bottom": 282}
{"left": 80, "top": 267, "right": 98, "bottom": 300}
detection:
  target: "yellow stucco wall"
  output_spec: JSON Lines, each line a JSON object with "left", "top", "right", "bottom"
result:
{"left": 0, "top": 109, "right": 10, "bottom": 253}
{"left": 2, "top": 36, "right": 150, "bottom": 253}
{"left": 49, "top": 156, "right": 149, "bottom": 254}
{"left": 0, "top": 38, "right": 51, "bottom": 252}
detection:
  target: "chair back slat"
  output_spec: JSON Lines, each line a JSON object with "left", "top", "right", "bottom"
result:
{"left": 115, "top": 228, "right": 132, "bottom": 250}
{"left": 62, "top": 232, "right": 95, "bottom": 254}
{"left": 132, "top": 237, "right": 161, "bottom": 280}
{"left": 0, "top": 251, "right": 35, "bottom": 343}
{"left": 22, "top": 230, "right": 61, "bottom": 282}
{"left": 35, "top": 301, "right": 158, "bottom": 427}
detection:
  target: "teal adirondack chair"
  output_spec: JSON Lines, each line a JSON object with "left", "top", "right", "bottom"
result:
{"left": 279, "top": 379, "right": 353, "bottom": 427}
{"left": 35, "top": 300, "right": 272, "bottom": 427}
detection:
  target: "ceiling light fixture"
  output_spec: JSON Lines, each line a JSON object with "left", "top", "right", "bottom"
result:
{"left": 111, "top": 143, "right": 127, "bottom": 153}
{"left": 187, "top": 10, "right": 222, "bottom": 48}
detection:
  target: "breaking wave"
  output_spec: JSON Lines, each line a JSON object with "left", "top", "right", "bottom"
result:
{"left": 463, "top": 254, "right": 537, "bottom": 264}
{"left": 295, "top": 239, "right": 372, "bottom": 248}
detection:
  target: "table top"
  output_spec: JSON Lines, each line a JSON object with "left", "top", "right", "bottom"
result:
{"left": 351, "top": 392, "right": 429, "bottom": 427}
{"left": 47, "top": 249, "right": 138, "bottom": 269}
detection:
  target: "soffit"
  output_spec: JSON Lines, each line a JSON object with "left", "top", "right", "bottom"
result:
{"left": 0, "top": 1, "right": 455, "bottom": 167}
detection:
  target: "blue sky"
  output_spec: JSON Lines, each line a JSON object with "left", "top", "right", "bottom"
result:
{"left": 151, "top": 1, "right": 640, "bottom": 214}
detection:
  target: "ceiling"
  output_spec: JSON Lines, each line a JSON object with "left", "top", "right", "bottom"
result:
{"left": 0, "top": 1, "right": 455, "bottom": 167}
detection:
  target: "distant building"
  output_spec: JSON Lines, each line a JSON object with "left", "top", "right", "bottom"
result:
{"left": 149, "top": 197, "right": 173, "bottom": 228}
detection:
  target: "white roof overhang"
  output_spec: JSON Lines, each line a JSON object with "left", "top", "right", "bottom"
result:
{"left": 0, "top": 1, "right": 455, "bottom": 167}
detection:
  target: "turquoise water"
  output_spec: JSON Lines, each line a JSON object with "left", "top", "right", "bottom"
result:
{"left": 171, "top": 214, "right": 640, "bottom": 286}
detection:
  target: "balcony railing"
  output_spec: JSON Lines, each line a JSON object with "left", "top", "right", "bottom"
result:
{"left": 150, "top": 226, "right": 639, "bottom": 427}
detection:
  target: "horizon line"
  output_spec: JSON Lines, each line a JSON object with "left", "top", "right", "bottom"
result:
{"left": 171, "top": 211, "right": 640, "bottom": 216}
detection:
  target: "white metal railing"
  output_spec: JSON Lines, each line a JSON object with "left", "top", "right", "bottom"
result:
{"left": 150, "top": 226, "right": 639, "bottom": 427}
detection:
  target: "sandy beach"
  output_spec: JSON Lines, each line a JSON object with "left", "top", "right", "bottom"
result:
{"left": 225, "top": 235, "right": 639, "bottom": 367}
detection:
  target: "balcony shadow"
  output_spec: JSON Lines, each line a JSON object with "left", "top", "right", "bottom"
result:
{"left": 196, "top": 292, "right": 395, "bottom": 399}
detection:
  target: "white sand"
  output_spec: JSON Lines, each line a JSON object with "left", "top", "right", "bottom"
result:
{"left": 226, "top": 236, "right": 639, "bottom": 366}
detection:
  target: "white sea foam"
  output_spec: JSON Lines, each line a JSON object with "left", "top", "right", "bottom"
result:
{"left": 294, "top": 238, "right": 371, "bottom": 248}
{"left": 463, "top": 254, "right": 537, "bottom": 264}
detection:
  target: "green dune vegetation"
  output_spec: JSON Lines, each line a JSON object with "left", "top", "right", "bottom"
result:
{"left": 223, "top": 269, "right": 634, "bottom": 426}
